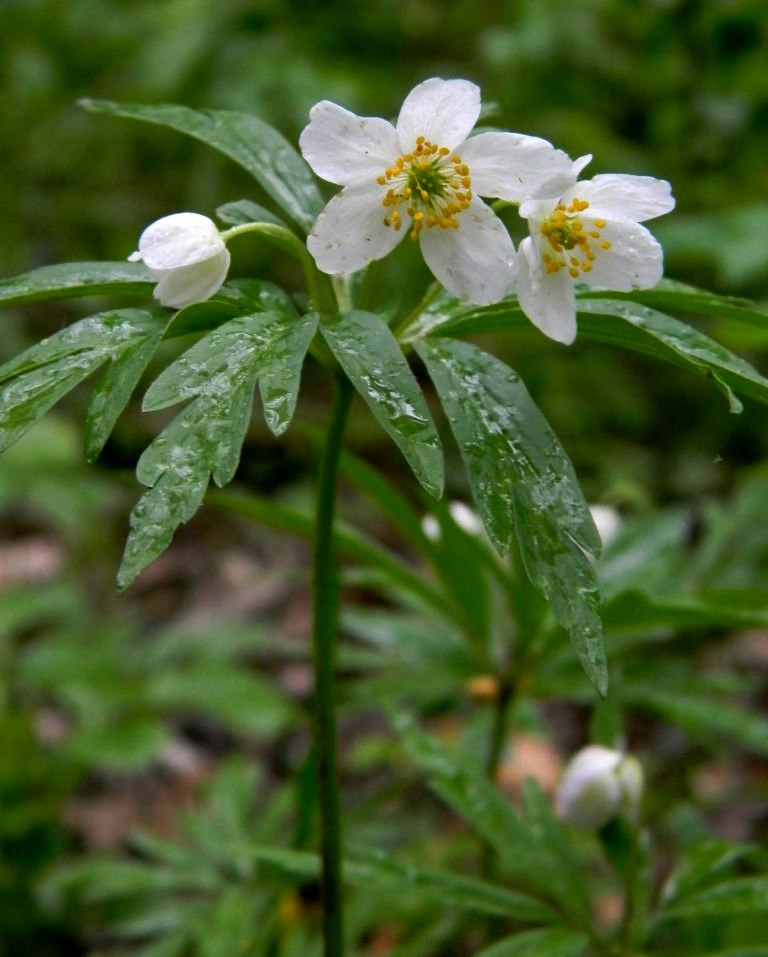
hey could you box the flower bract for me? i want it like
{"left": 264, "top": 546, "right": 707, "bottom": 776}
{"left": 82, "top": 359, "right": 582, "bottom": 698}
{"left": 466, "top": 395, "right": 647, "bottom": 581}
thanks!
{"left": 300, "top": 78, "right": 573, "bottom": 305}
{"left": 129, "top": 212, "right": 230, "bottom": 309}
{"left": 516, "top": 157, "right": 675, "bottom": 344}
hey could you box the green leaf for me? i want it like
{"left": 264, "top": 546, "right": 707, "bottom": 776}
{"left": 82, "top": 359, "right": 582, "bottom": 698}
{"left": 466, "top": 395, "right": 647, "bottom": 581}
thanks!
{"left": 661, "top": 840, "right": 756, "bottom": 906}
{"left": 396, "top": 721, "right": 591, "bottom": 925}
{"left": 321, "top": 310, "right": 443, "bottom": 498}
{"left": 346, "top": 845, "right": 556, "bottom": 922}
{"left": 624, "top": 683, "right": 768, "bottom": 757}
{"left": 597, "top": 279, "right": 768, "bottom": 329}
{"left": 576, "top": 298, "right": 768, "bottom": 409}
{"left": 119, "top": 311, "right": 316, "bottom": 587}
{"left": 0, "top": 309, "right": 166, "bottom": 453}
{"left": 238, "top": 844, "right": 554, "bottom": 921}
{"left": 216, "top": 199, "right": 288, "bottom": 229}
{"left": 416, "top": 338, "right": 606, "bottom": 694}
{"left": 0, "top": 261, "right": 153, "bottom": 306}
{"left": 84, "top": 331, "right": 167, "bottom": 461}
{"left": 81, "top": 100, "right": 324, "bottom": 231}
{"left": 474, "top": 928, "right": 588, "bottom": 957}
{"left": 661, "top": 876, "right": 768, "bottom": 918}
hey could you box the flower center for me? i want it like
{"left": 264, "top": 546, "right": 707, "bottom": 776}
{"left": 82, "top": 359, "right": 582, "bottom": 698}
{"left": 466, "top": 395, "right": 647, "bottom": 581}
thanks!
{"left": 377, "top": 136, "right": 472, "bottom": 241}
{"left": 539, "top": 198, "right": 612, "bottom": 278}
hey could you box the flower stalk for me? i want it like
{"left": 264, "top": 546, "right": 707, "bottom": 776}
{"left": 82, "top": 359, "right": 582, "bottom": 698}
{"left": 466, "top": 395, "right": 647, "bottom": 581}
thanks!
{"left": 311, "top": 370, "right": 355, "bottom": 957}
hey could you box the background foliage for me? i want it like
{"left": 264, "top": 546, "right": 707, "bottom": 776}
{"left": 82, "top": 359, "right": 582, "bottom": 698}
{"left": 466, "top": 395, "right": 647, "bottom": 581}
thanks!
{"left": 1, "top": 1, "right": 767, "bottom": 955}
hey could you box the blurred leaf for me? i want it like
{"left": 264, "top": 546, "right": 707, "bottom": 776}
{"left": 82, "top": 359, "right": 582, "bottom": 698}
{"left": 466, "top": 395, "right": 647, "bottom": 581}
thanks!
{"left": 0, "top": 261, "right": 153, "bottom": 305}
{"left": 624, "top": 683, "right": 768, "bottom": 757}
{"left": 81, "top": 100, "right": 324, "bottom": 231}
{"left": 321, "top": 310, "right": 443, "bottom": 498}
{"left": 396, "top": 721, "right": 591, "bottom": 926}
{"left": 473, "top": 927, "right": 588, "bottom": 957}
{"left": 416, "top": 338, "right": 606, "bottom": 694}
{"left": 119, "top": 310, "right": 315, "bottom": 588}
{"left": 662, "top": 840, "right": 757, "bottom": 906}
{"left": 661, "top": 877, "right": 768, "bottom": 918}
{"left": 198, "top": 886, "right": 257, "bottom": 957}
{"left": 0, "top": 308, "right": 167, "bottom": 453}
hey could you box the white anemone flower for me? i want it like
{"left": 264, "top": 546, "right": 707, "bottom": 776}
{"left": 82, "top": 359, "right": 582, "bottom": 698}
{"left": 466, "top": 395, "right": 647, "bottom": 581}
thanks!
{"left": 299, "top": 77, "right": 574, "bottom": 305}
{"left": 516, "top": 156, "right": 675, "bottom": 344}
{"left": 556, "top": 744, "right": 644, "bottom": 830}
{"left": 129, "top": 212, "right": 231, "bottom": 309}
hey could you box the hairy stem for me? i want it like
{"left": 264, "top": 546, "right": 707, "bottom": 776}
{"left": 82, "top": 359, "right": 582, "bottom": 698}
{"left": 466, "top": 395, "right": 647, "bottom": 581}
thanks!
{"left": 312, "top": 371, "right": 354, "bottom": 957}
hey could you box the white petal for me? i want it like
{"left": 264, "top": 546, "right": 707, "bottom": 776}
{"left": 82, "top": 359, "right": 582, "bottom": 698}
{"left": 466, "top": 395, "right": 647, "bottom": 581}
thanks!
{"left": 299, "top": 101, "right": 400, "bottom": 186}
{"left": 515, "top": 236, "right": 577, "bottom": 344}
{"left": 565, "top": 174, "right": 675, "bottom": 223}
{"left": 419, "top": 199, "right": 515, "bottom": 305}
{"left": 582, "top": 220, "right": 664, "bottom": 290}
{"left": 137, "top": 213, "right": 224, "bottom": 269}
{"left": 519, "top": 196, "right": 558, "bottom": 220}
{"left": 396, "top": 78, "right": 481, "bottom": 152}
{"left": 572, "top": 154, "right": 593, "bottom": 176}
{"left": 460, "top": 132, "right": 574, "bottom": 202}
{"left": 307, "top": 182, "right": 405, "bottom": 275}
{"left": 151, "top": 248, "right": 231, "bottom": 308}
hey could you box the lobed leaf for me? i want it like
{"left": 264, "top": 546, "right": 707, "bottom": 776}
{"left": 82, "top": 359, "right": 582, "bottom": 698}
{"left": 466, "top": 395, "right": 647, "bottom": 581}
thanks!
{"left": 0, "top": 308, "right": 167, "bottom": 455}
{"left": 81, "top": 99, "right": 324, "bottom": 231}
{"left": 119, "top": 311, "right": 316, "bottom": 588}
{"left": 321, "top": 310, "right": 444, "bottom": 498}
{"left": 416, "top": 338, "right": 606, "bottom": 693}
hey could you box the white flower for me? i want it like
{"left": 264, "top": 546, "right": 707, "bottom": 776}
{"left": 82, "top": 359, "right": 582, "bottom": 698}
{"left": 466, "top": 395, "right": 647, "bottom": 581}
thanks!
{"left": 556, "top": 744, "right": 644, "bottom": 830}
{"left": 129, "top": 212, "right": 231, "bottom": 309}
{"left": 516, "top": 156, "right": 675, "bottom": 344}
{"left": 299, "top": 78, "right": 573, "bottom": 305}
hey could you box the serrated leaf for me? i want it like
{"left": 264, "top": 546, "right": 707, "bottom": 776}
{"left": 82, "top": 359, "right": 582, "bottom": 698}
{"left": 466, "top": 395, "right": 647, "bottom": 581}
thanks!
{"left": 416, "top": 338, "right": 606, "bottom": 693}
{"left": 119, "top": 312, "right": 316, "bottom": 587}
{"left": 322, "top": 310, "right": 443, "bottom": 498}
{"left": 0, "top": 309, "right": 166, "bottom": 453}
{"left": 474, "top": 928, "right": 588, "bottom": 957}
{"left": 81, "top": 100, "right": 324, "bottom": 231}
{"left": 576, "top": 298, "right": 768, "bottom": 409}
{"left": 0, "top": 261, "right": 153, "bottom": 306}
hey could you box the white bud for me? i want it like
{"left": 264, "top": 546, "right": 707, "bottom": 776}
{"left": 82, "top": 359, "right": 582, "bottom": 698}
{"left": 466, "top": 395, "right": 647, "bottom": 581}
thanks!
{"left": 448, "top": 501, "right": 484, "bottom": 537}
{"left": 129, "top": 212, "right": 230, "bottom": 308}
{"left": 589, "top": 504, "right": 622, "bottom": 548}
{"left": 556, "top": 745, "right": 643, "bottom": 829}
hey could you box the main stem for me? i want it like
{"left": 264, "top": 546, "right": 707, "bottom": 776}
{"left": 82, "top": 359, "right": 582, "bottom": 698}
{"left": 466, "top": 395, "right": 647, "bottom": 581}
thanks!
{"left": 312, "top": 370, "right": 354, "bottom": 957}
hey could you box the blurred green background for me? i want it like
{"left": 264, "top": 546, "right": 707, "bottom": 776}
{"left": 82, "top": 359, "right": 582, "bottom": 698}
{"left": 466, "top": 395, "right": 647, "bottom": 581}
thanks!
{"left": 2, "top": 2, "right": 768, "bottom": 955}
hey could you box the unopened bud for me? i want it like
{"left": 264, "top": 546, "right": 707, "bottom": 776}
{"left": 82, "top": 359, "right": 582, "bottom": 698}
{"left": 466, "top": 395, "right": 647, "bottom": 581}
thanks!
{"left": 556, "top": 745, "right": 643, "bottom": 829}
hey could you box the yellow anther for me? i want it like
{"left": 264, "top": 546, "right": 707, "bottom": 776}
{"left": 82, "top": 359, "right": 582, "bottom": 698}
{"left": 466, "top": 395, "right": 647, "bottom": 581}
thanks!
{"left": 600, "top": 240, "right": 611, "bottom": 249}
{"left": 594, "top": 218, "right": 606, "bottom": 228}
{"left": 420, "top": 189, "right": 429, "bottom": 201}
{"left": 588, "top": 230, "right": 600, "bottom": 238}
{"left": 439, "top": 146, "right": 449, "bottom": 156}
{"left": 569, "top": 267, "right": 579, "bottom": 278}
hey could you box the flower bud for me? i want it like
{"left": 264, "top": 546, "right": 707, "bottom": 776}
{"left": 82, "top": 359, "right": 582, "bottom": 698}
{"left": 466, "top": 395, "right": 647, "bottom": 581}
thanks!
{"left": 556, "top": 745, "right": 643, "bottom": 829}
{"left": 129, "top": 212, "right": 230, "bottom": 308}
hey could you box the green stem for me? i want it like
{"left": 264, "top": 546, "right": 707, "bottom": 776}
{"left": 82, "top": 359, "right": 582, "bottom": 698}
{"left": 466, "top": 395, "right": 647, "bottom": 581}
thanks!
{"left": 312, "top": 370, "right": 354, "bottom": 957}
{"left": 220, "top": 221, "right": 333, "bottom": 313}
